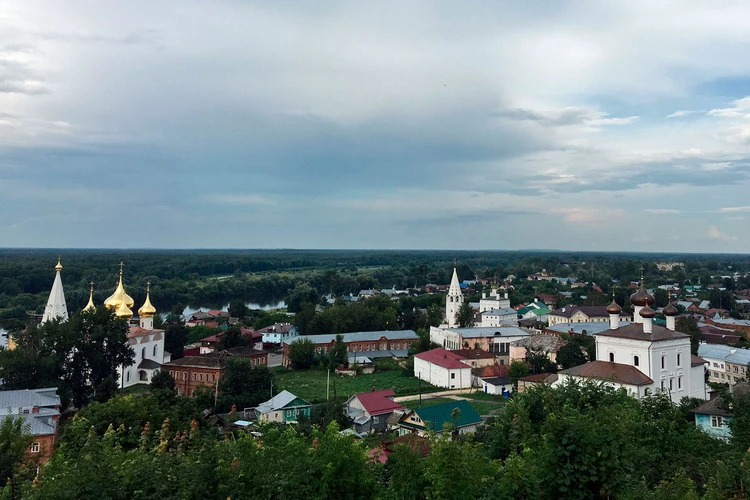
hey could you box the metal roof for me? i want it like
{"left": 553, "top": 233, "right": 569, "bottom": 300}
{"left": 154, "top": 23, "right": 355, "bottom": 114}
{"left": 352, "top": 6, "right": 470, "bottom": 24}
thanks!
{"left": 255, "top": 390, "right": 309, "bottom": 414}
{"left": 698, "top": 343, "right": 750, "bottom": 365}
{"left": 285, "top": 330, "right": 417, "bottom": 346}
{"left": 445, "top": 326, "right": 530, "bottom": 338}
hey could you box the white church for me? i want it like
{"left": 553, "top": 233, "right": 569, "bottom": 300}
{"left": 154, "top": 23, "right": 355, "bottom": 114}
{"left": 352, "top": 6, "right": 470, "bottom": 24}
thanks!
{"left": 555, "top": 280, "right": 707, "bottom": 403}
{"left": 30, "top": 260, "right": 170, "bottom": 389}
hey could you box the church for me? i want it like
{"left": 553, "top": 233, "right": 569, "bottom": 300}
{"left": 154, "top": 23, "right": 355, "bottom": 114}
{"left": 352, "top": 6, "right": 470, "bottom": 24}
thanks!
{"left": 28, "top": 260, "right": 170, "bottom": 388}
{"left": 555, "top": 278, "right": 707, "bottom": 403}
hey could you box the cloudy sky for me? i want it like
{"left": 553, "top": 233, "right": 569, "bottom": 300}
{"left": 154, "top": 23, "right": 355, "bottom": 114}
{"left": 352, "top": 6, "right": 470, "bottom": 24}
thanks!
{"left": 2, "top": 1, "right": 750, "bottom": 251}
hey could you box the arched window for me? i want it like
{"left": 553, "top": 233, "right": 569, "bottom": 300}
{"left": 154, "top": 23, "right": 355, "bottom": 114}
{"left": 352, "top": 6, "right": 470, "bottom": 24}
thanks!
{"left": 634, "top": 355, "right": 639, "bottom": 367}
{"left": 126, "top": 371, "right": 130, "bottom": 382}
{"left": 609, "top": 352, "right": 615, "bottom": 362}
{"left": 141, "top": 347, "right": 146, "bottom": 359}
{"left": 153, "top": 345, "right": 158, "bottom": 357}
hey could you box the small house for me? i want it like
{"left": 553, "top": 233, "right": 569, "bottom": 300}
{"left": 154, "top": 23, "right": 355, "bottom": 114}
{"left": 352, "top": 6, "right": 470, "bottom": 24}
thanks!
{"left": 345, "top": 389, "right": 407, "bottom": 434}
{"left": 397, "top": 399, "right": 482, "bottom": 437}
{"left": 253, "top": 390, "right": 311, "bottom": 424}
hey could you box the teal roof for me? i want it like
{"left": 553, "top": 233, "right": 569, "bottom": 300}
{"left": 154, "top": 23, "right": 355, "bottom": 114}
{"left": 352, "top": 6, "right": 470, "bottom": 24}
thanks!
{"left": 413, "top": 400, "right": 482, "bottom": 432}
{"left": 518, "top": 304, "right": 550, "bottom": 316}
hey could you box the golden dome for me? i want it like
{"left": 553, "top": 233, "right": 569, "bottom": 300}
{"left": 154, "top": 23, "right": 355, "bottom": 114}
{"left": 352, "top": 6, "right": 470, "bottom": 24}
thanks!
{"left": 138, "top": 282, "right": 156, "bottom": 318}
{"left": 83, "top": 282, "right": 96, "bottom": 312}
{"left": 55, "top": 257, "right": 62, "bottom": 272}
{"left": 104, "top": 263, "right": 134, "bottom": 309}
{"left": 115, "top": 298, "right": 133, "bottom": 318}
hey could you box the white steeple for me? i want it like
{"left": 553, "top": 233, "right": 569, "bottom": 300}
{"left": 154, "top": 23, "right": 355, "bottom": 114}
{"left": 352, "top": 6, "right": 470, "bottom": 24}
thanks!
{"left": 446, "top": 266, "right": 464, "bottom": 328}
{"left": 41, "top": 258, "right": 68, "bottom": 324}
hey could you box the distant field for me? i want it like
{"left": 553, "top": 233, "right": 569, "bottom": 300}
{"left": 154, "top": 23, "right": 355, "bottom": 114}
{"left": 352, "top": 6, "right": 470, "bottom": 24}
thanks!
{"left": 273, "top": 368, "right": 441, "bottom": 403}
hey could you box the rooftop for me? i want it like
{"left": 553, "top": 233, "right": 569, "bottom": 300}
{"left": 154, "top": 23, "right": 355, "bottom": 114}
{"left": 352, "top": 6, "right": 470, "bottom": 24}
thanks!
{"left": 352, "top": 389, "right": 406, "bottom": 416}
{"left": 256, "top": 390, "right": 310, "bottom": 413}
{"left": 408, "top": 399, "right": 482, "bottom": 431}
{"left": 559, "top": 361, "right": 654, "bottom": 386}
{"left": 698, "top": 344, "right": 750, "bottom": 366}
{"left": 597, "top": 323, "right": 688, "bottom": 342}
{"left": 453, "top": 348, "right": 496, "bottom": 360}
{"left": 444, "top": 326, "right": 530, "bottom": 339}
{"left": 549, "top": 305, "right": 629, "bottom": 319}
{"left": 285, "top": 330, "right": 417, "bottom": 346}
{"left": 510, "top": 334, "right": 567, "bottom": 353}
{"left": 415, "top": 348, "right": 471, "bottom": 370}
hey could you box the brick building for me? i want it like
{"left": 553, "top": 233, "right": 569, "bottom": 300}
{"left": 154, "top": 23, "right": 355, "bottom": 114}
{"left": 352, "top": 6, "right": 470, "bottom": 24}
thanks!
{"left": 282, "top": 330, "right": 417, "bottom": 367}
{"left": 0, "top": 388, "right": 61, "bottom": 465}
{"left": 164, "top": 349, "right": 269, "bottom": 396}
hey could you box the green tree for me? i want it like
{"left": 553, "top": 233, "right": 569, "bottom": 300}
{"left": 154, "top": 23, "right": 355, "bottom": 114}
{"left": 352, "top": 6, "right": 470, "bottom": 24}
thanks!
{"left": 455, "top": 301, "right": 475, "bottom": 328}
{"left": 0, "top": 414, "right": 33, "bottom": 487}
{"left": 288, "top": 338, "right": 317, "bottom": 370}
{"left": 228, "top": 300, "right": 248, "bottom": 319}
{"left": 163, "top": 313, "right": 188, "bottom": 359}
{"left": 525, "top": 346, "right": 557, "bottom": 374}
{"left": 150, "top": 369, "right": 176, "bottom": 391}
{"left": 675, "top": 316, "right": 701, "bottom": 355}
{"left": 217, "top": 358, "right": 274, "bottom": 412}
{"left": 556, "top": 341, "right": 588, "bottom": 370}
{"left": 327, "top": 334, "right": 347, "bottom": 369}
{"left": 508, "top": 360, "right": 530, "bottom": 388}
{"left": 217, "top": 326, "right": 249, "bottom": 351}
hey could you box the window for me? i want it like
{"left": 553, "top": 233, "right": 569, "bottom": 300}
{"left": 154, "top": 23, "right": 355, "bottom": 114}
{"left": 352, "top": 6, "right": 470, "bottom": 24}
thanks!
{"left": 193, "top": 373, "right": 197, "bottom": 381}
{"left": 126, "top": 371, "right": 130, "bottom": 382}
{"left": 142, "top": 347, "right": 146, "bottom": 359}
{"left": 609, "top": 353, "right": 615, "bottom": 362}
{"left": 30, "top": 442, "right": 40, "bottom": 453}
{"left": 661, "top": 356, "right": 665, "bottom": 370}
{"left": 451, "top": 373, "right": 456, "bottom": 379}
{"left": 677, "top": 353, "right": 681, "bottom": 367}
{"left": 199, "top": 374, "right": 203, "bottom": 381}
{"left": 735, "top": 366, "right": 739, "bottom": 373}
{"left": 633, "top": 355, "right": 639, "bottom": 367}
{"left": 183, "top": 371, "right": 187, "bottom": 380}
{"left": 712, "top": 416, "right": 724, "bottom": 428}
{"left": 678, "top": 377, "right": 682, "bottom": 390}
{"left": 661, "top": 380, "right": 664, "bottom": 389}
{"left": 286, "top": 410, "right": 292, "bottom": 417}
{"left": 669, "top": 379, "right": 673, "bottom": 391}
{"left": 153, "top": 345, "right": 158, "bottom": 357}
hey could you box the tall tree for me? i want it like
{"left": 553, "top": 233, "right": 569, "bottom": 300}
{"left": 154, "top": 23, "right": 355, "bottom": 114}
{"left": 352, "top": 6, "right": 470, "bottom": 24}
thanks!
{"left": 456, "top": 301, "right": 475, "bottom": 328}
{"left": 163, "top": 313, "right": 188, "bottom": 359}
{"left": 288, "top": 338, "right": 317, "bottom": 370}
{"left": 0, "top": 413, "right": 33, "bottom": 487}
{"left": 217, "top": 358, "right": 274, "bottom": 412}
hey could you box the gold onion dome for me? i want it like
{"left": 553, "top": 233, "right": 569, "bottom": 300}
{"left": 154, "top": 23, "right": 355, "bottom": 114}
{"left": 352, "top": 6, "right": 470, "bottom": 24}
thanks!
{"left": 83, "top": 282, "right": 96, "bottom": 312}
{"left": 55, "top": 257, "right": 63, "bottom": 272}
{"left": 115, "top": 299, "right": 133, "bottom": 318}
{"left": 104, "top": 264, "right": 134, "bottom": 309}
{"left": 138, "top": 283, "right": 156, "bottom": 318}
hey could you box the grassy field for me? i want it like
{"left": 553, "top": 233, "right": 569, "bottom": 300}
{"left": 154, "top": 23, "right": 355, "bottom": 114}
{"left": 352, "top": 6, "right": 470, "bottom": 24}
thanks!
{"left": 273, "top": 368, "right": 441, "bottom": 403}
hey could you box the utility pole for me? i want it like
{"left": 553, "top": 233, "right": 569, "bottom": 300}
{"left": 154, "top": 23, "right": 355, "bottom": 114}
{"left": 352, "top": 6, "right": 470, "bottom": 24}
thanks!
{"left": 326, "top": 369, "right": 330, "bottom": 401}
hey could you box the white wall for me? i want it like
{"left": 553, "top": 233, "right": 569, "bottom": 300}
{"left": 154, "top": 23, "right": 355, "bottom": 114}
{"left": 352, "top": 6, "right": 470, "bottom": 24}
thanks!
{"left": 119, "top": 333, "right": 167, "bottom": 388}
{"left": 414, "top": 357, "right": 472, "bottom": 389}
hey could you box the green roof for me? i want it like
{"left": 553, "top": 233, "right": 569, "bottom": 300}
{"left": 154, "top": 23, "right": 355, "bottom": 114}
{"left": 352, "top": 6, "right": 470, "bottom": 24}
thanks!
{"left": 413, "top": 400, "right": 482, "bottom": 432}
{"left": 518, "top": 304, "right": 550, "bottom": 316}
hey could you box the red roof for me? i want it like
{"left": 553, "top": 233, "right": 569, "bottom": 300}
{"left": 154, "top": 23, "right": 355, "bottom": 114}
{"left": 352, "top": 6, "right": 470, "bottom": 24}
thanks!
{"left": 204, "top": 321, "right": 219, "bottom": 328}
{"left": 476, "top": 363, "right": 509, "bottom": 378}
{"left": 354, "top": 389, "right": 406, "bottom": 416}
{"left": 207, "top": 309, "right": 223, "bottom": 316}
{"left": 414, "top": 348, "right": 471, "bottom": 370}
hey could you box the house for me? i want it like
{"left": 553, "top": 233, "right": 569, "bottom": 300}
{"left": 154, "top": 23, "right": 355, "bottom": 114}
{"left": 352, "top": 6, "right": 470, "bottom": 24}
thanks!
{"left": 429, "top": 326, "right": 531, "bottom": 364}
{"left": 253, "top": 390, "right": 311, "bottom": 423}
{"left": 199, "top": 327, "right": 262, "bottom": 354}
{"left": 414, "top": 348, "right": 473, "bottom": 389}
{"left": 282, "top": 330, "right": 417, "bottom": 367}
{"left": 0, "top": 388, "right": 61, "bottom": 464}
{"left": 517, "top": 302, "right": 551, "bottom": 323}
{"left": 345, "top": 389, "right": 407, "bottom": 434}
{"left": 693, "top": 396, "right": 733, "bottom": 441}
{"left": 397, "top": 399, "right": 482, "bottom": 437}
{"left": 480, "top": 308, "right": 518, "bottom": 327}
{"left": 510, "top": 335, "right": 567, "bottom": 364}
{"left": 453, "top": 348, "right": 497, "bottom": 368}
{"left": 548, "top": 305, "right": 631, "bottom": 326}
{"left": 256, "top": 323, "right": 298, "bottom": 344}
{"left": 557, "top": 361, "right": 654, "bottom": 397}
{"left": 475, "top": 364, "right": 512, "bottom": 395}
{"left": 164, "top": 355, "right": 225, "bottom": 396}
{"left": 698, "top": 343, "right": 750, "bottom": 386}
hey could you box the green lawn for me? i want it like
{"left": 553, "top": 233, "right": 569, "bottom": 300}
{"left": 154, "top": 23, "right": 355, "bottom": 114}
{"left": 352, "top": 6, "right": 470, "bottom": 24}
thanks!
{"left": 273, "top": 368, "right": 440, "bottom": 403}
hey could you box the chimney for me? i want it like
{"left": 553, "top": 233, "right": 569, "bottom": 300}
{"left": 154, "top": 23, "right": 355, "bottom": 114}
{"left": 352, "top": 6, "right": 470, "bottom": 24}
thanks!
{"left": 32, "top": 406, "right": 39, "bottom": 414}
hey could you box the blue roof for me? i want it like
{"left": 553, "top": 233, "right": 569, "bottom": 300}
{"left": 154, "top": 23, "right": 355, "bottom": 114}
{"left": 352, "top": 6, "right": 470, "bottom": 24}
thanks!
{"left": 698, "top": 344, "right": 750, "bottom": 365}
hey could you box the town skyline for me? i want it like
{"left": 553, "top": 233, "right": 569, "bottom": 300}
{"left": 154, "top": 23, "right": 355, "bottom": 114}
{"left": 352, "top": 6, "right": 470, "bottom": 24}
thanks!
{"left": 2, "top": 1, "right": 750, "bottom": 251}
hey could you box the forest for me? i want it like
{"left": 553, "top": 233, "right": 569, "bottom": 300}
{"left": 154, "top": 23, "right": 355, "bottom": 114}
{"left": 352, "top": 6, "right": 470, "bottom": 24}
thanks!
{"left": 2, "top": 249, "right": 749, "bottom": 328}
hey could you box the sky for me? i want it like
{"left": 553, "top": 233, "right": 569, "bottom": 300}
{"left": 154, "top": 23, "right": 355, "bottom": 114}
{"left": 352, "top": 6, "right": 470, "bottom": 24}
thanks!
{"left": 2, "top": 1, "right": 750, "bottom": 252}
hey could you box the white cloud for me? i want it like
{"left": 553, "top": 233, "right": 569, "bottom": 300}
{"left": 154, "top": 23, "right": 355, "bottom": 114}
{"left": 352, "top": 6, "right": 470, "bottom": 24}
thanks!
{"left": 718, "top": 206, "right": 750, "bottom": 213}
{"left": 558, "top": 207, "right": 628, "bottom": 225}
{"left": 707, "top": 225, "right": 737, "bottom": 241}
{"left": 204, "top": 194, "right": 277, "bottom": 206}
{"left": 666, "top": 110, "right": 700, "bottom": 118}
{"left": 645, "top": 209, "right": 680, "bottom": 214}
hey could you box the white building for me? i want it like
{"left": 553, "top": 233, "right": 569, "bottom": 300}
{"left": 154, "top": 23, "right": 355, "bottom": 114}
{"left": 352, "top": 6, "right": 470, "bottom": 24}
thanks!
{"left": 480, "top": 308, "right": 518, "bottom": 327}
{"left": 479, "top": 288, "right": 510, "bottom": 313}
{"left": 445, "top": 268, "right": 463, "bottom": 328}
{"left": 100, "top": 274, "right": 172, "bottom": 388}
{"left": 41, "top": 259, "right": 68, "bottom": 325}
{"left": 429, "top": 325, "right": 530, "bottom": 363}
{"left": 414, "top": 348, "right": 472, "bottom": 389}
{"left": 698, "top": 343, "right": 750, "bottom": 386}
{"left": 554, "top": 282, "right": 707, "bottom": 403}
{"left": 256, "top": 323, "right": 298, "bottom": 344}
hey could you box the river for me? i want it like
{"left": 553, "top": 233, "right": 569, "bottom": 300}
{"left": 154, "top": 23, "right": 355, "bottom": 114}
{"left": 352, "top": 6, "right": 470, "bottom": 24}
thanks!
{"left": 181, "top": 300, "right": 287, "bottom": 318}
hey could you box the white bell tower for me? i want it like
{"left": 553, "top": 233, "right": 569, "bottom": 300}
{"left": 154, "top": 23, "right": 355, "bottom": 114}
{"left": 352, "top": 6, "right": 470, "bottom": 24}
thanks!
{"left": 446, "top": 267, "right": 463, "bottom": 328}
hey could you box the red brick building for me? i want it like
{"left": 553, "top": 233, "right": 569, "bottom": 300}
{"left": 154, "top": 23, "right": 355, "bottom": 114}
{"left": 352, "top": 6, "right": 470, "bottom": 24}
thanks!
{"left": 164, "top": 349, "right": 269, "bottom": 396}
{"left": 0, "top": 388, "right": 61, "bottom": 465}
